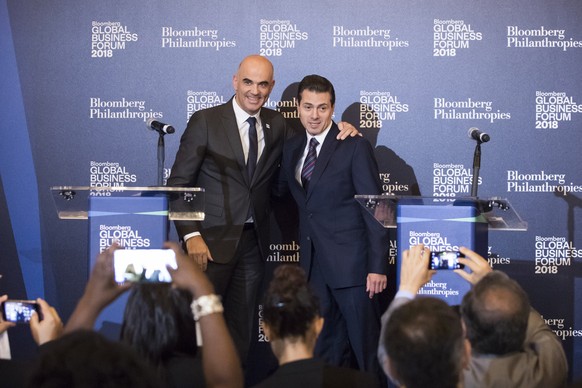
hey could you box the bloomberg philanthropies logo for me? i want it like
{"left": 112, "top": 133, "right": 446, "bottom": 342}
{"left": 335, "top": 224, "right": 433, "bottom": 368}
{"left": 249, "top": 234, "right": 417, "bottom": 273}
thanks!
{"left": 507, "top": 170, "right": 582, "bottom": 195}
{"left": 332, "top": 25, "right": 409, "bottom": 50}
{"left": 160, "top": 26, "right": 236, "bottom": 50}
{"left": 266, "top": 241, "right": 300, "bottom": 262}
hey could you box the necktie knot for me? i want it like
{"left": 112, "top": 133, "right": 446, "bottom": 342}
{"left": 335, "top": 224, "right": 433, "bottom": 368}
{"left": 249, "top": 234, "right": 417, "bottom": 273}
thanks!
{"left": 309, "top": 137, "right": 319, "bottom": 149}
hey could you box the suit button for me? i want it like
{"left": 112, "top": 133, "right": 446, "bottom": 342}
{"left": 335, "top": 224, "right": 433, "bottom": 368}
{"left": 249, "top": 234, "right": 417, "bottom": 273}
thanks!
{"left": 307, "top": 236, "right": 311, "bottom": 241}
{"left": 308, "top": 213, "right": 313, "bottom": 218}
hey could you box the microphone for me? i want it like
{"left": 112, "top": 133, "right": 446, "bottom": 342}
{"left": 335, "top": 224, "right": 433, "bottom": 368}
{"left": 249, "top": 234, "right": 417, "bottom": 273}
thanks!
{"left": 147, "top": 118, "right": 175, "bottom": 135}
{"left": 468, "top": 127, "right": 490, "bottom": 143}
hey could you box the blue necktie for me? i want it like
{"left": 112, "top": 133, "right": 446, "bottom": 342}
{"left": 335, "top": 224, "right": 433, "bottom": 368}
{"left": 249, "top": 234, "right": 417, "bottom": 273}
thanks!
{"left": 301, "top": 137, "right": 319, "bottom": 190}
{"left": 247, "top": 117, "right": 258, "bottom": 180}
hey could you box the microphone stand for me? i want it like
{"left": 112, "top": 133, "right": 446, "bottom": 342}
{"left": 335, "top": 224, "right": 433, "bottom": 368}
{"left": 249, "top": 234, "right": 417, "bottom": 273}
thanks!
{"left": 470, "top": 141, "right": 481, "bottom": 198}
{"left": 157, "top": 133, "right": 166, "bottom": 186}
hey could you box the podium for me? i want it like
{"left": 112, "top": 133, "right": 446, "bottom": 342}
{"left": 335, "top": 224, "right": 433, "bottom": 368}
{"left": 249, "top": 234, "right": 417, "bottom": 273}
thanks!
{"left": 50, "top": 186, "right": 204, "bottom": 335}
{"left": 356, "top": 195, "right": 527, "bottom": 305}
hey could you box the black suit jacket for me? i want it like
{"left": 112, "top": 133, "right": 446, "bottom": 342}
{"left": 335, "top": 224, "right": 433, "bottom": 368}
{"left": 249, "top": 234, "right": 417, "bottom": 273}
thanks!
{"left": 167, "top": 98, "right": 289, "bottom": 263}
{"left": 279, "top": 123, "right": 389, "bottom": 288}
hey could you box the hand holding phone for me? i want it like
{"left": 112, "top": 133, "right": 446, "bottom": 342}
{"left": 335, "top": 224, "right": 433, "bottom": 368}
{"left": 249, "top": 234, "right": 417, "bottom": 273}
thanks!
{"left": 1, "top": 300, "right": 41, "bottom": 324}
{"left": 429, "top": 251, "right": 465, "bottom": 270}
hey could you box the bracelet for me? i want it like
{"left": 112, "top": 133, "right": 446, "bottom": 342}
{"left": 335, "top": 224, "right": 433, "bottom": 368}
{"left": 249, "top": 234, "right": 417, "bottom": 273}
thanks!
{"left": 190, "top": 294, "right": 223, "bottom": 321}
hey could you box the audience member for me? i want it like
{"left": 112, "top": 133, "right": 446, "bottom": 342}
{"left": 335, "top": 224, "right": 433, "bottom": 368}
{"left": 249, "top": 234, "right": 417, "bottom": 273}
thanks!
{"left": 456, "top": 247, "right": 568, "bottom": 388}
{"left": 65, "top": 242, "right": 243, "bottom": 388}
{"left": 120, "top": 283, "right": 203, "bottom": 387}
{"left": 378, "top": 244, "right": 471, "bottom": 388}
{"left": 27, "top": 329, "right": 162, "bottom": 388}
{"left": 253, "top": 264, "right": 378, "bottom": 388}
{"left": 0, "top": 295, "right": 63, "bottom": 386}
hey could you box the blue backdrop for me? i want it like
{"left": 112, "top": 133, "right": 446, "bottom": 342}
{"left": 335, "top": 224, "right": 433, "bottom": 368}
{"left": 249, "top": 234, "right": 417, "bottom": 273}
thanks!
{"left": 1, "top": 0, "right": 581, "bottom": 381}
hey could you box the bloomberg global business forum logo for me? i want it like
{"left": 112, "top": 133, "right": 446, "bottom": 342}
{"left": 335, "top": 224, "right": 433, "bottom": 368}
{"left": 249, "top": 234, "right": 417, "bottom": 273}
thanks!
{"left": 186, "top": 90, "right": 226, "bottom": 122}
{"left": 535, "top": 91, "right": 582, "bottom": 129}
{"left": 89, "top": 161, "right": 137, "bottom": 195}
{"left": 259, "top": 19, "right": 308, "bottom": 57}
{"left": 433, "top": 19, "right": 483, "bottom": 57}
{"left": 91, "top": 21, "right": 138, "bottom": 58}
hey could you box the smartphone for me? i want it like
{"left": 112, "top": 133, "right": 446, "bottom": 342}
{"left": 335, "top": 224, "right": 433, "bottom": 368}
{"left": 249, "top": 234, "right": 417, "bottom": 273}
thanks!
{"left": 1, "top": 300, "right": 40, "bottom": 324}
{"left": 113, "top": 249, "right": 177, "bottom": 284}
{"left": 429, "top": 251, "right": 465, "bottom": 270}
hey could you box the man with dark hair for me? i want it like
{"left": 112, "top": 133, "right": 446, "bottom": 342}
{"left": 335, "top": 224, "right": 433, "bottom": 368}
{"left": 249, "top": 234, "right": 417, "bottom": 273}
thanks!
{"left": 456, "top": 248, "right": 568, "bottom": 387}
{"left": 277, "top": 74, "right": 389, "bottom": 378}
{"left": 378, "top": 244, "right": 470, "bottom": 388}
{"left": 384, "top": 297, "right": 466, "bottom": 388}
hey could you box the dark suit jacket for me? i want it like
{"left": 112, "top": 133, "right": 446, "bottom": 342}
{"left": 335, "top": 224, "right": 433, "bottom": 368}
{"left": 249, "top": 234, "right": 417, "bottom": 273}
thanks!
{"left": 279, "top": 122, "right": 388, "bottom": 288}
{"left": 167, "top": 98, "right": 289, "bottom": 263}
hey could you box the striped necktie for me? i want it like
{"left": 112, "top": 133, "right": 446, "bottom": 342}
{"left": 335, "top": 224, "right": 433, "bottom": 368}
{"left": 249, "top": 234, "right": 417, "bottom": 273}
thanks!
{"left": 300, "top": 137, "right": 319, "bottom": 190}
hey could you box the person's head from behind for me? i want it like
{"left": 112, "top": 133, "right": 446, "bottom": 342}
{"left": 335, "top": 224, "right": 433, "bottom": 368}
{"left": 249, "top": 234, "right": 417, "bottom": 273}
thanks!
{"left": 27, "top": 330, "right": 161, "bottom": 388}
{"left": 380, "top": 297, "right": 469, "bottom": 388}
{"left": 461, "top": 270, "right": 529, "bottom": 355}
{"left": 121, "top": 282, "right": 197, "bottom": 366}
{"left": 296, "top": 74, "right": 335, "bottom": 136}
{"left": 262, "top": 264, "right": 322, "bottom": 358}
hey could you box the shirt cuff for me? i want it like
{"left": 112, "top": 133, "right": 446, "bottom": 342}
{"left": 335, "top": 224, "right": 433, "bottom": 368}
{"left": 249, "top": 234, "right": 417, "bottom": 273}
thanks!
{"left": 394, "top": 289, "right": 415, "bottom": 300}
{"left": 184, "top": 232, "right": 201, "bottom": 241}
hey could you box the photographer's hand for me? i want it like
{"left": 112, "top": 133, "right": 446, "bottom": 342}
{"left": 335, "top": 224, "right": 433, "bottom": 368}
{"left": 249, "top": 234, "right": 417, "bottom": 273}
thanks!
{"left": 399, "top": 244, "right": 436, "bottom": 294}
{"left": 30, "top": 298, "right": 63, "bottom": 346}
{"left": 454, "top": 246, "right": 492, "bottom": 285}
{"left": 0, "top": 295, "right": 16, "bottom": 334}
{"left": 64, "top": 243, "right": 131, "bottom": 333}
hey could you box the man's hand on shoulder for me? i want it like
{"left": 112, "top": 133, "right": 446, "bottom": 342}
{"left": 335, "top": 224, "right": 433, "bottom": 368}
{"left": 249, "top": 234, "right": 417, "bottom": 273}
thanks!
{"left": 336, "top": 121, "right": 361, "bottom": 139}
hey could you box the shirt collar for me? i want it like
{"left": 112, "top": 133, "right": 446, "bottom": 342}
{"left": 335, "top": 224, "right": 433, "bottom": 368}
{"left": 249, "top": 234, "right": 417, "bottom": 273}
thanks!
{"left": 232, "top": 97, "right": 261, "bottom": 127}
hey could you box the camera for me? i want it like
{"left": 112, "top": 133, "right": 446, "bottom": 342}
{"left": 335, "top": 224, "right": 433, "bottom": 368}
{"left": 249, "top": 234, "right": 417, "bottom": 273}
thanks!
{"left": 1, "top": 300, "right": 40, "bottom": 324}
{"left": 429, "top": 251, "right": 465, "bottom": 270}
{"left": 113, "top": 249, "right": 177, "bottom": 284}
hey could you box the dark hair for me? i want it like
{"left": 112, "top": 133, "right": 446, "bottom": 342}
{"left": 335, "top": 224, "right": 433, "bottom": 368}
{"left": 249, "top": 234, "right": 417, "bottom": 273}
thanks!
{"left": 297, "top": 74, "right": 336, "bottom": 106}
{"left": 120, "top": 283, "right": 197, "bottom": 367}
{"left": 461, "top": 270, "right": 530, "bottom": 355}
{"left": 27, "top": 330, "right": 162, "bottom": 388}
{"left": 262, "top": 264, "right": 320, "bottom": 340}
{"left": 382, "top": 297, "right": 464, "bottom": 388}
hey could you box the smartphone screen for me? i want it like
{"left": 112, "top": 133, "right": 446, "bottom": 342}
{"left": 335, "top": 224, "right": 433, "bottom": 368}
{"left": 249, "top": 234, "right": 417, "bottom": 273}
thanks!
{"left": 113, "top": 249, "right": 177, "bottom": 284}
{"left": 1, "top": 300, "right": 40, "bottom": 324}
{"left": 429, "top": 251, "right": 465, "bottom": 270}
